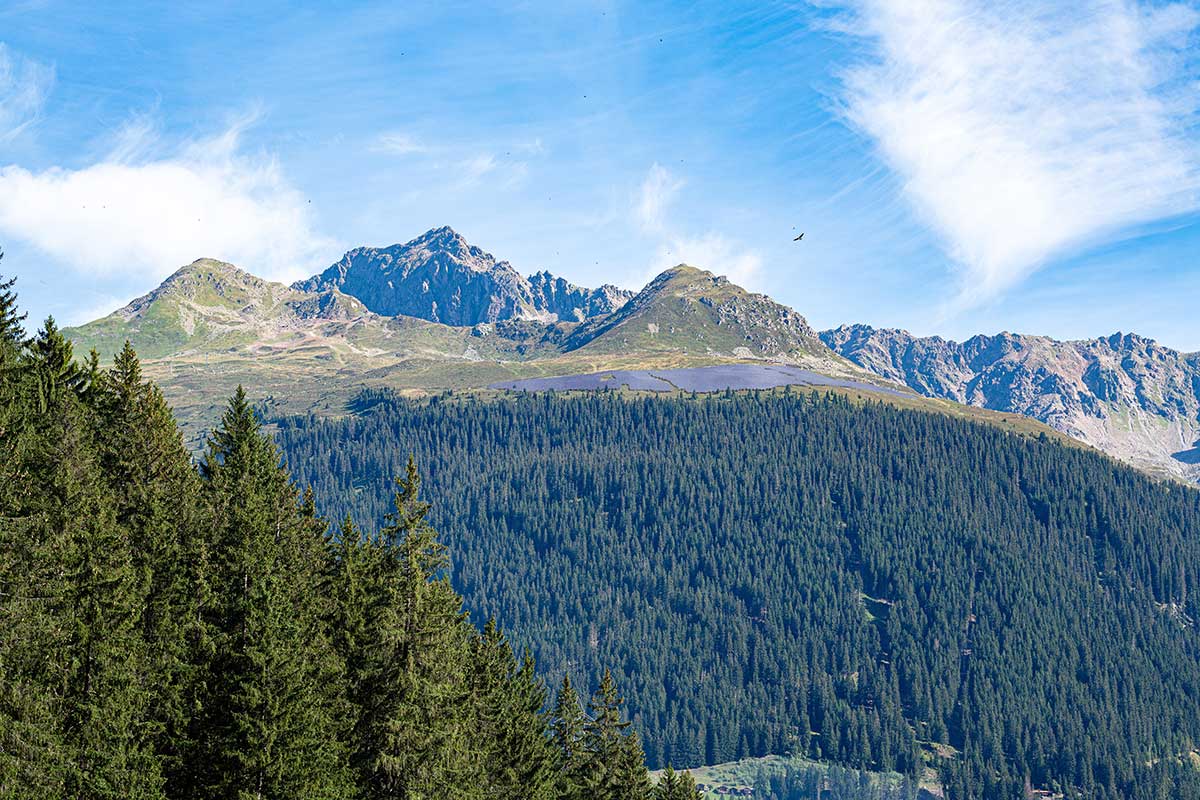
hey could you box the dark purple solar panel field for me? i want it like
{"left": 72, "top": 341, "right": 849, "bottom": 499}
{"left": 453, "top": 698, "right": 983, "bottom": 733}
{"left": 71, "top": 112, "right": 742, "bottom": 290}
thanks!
{"left": 489, "top": 363, "right": 910, "bottom": 396}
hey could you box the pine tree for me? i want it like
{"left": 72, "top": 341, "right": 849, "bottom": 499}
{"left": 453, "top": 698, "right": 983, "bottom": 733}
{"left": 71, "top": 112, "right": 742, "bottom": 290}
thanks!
{"left": 470, "top": 622, "right": 555, "bottom": 799}
{"left": 654, "top": 767, "right": 702, "bottom": 800}
{"left": 550, "top": 674, "right": 588, "bottom": 800}
{"left": 355, "top": 457, "right": 476, "bottom": 799}
{"left": 0, "top": 261, "right": 28, "bottom": 347}
{"left": 27, "top": 317, "right": 84, "bottom": 412}
{"left": 0, "top": 326, "right": 68, "bottom": 797}
{"left": 0, "top": 344, "right": 160, "bottom": 798}
{"left": 328, "top": 514, "right": 376, "bottom": 775}
{"left": 56, "top": 431, "right": 161, "bottom": 800}
{"left": 505, "top": 651, "right": 557, "bottom": 799}
{"left": 91, "top": 342, "right": 201, "bottom": 794}
{"left": 192, "top": 386, "right": 353, "bottom": 799}
{"left": 584, "top": 669, "right": 651, "bottom": 800}
{"left": 615, "top": 730, "right": 652, "bottom": 800}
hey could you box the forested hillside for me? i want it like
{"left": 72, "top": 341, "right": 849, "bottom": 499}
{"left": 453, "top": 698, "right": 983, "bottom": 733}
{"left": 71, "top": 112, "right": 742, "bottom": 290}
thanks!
{"left": 0, "top": 272, "right": 680, "bottom": 800}
{"left": 277, "top": 389, "right": 1200, "bottom": 800}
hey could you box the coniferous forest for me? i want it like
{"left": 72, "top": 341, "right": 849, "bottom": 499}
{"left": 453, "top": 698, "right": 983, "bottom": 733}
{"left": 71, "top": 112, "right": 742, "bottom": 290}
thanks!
{"left": 0, "top": 273, "right": 690, "bottom": 799}
{"left": 277, "top": 388, "right": 1200, "bottom": 800}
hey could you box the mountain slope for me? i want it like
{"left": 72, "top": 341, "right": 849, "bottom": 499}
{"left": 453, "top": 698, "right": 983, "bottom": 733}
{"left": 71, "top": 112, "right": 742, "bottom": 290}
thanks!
{"left": 67, "top": 247, "right": 913, "bottom": 443}
{"left": 821, "top": 324, "right": 1200, "bottom": 480}
{"left": 71, "top": 258, "right": 380, "bottom": 360}
{"left": 564, "top": 265, "right": 861, "bottom": 377}
{"left": 294, "top": 226, "right": 631, "bottom": 325}
{"left": 65, "top": 257, "right": 570, "bottom": 440}
{"left": 278, "top": 390, "right": 1200, "bottom": 798}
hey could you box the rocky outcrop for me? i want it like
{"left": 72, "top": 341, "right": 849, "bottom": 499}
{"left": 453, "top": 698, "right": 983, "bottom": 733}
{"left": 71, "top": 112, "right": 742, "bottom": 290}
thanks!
{"left": 821, "top": 324, "right": 1200, "bottom": 481}
{"left": 527, "top": 270, "right": 632, "bottom": 321}
{"left": 294, "top": 227, "right": 629, "bottom": 326}
{"left": 564, "top": 265, "right": 848, "bottom": 371}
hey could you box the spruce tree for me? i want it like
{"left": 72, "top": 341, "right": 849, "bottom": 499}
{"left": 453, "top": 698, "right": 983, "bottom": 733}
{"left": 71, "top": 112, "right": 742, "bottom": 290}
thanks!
{"left": 193, "top": 386, "right": 353, "bottom": 799}
{"left": 613, "top": 731, "right": 652, "bottom": 800}
{"left": 0, "top": 262, "right": 28, "bottom": 347}
{"left": 354, "top": 457, "right": 475, "bottom": 799}
{"left": 550, "top": 675, "right": 588, "bottom": 799}
{"left": 0, "top": 310, "right": 67, "bottom": 797}
{"left": 470, "top": 622, "right": 555, "bottom": 799}
{"left": 27, "top": 317, "right": 85, "bottom": 411}
{"left": 654, "top": 767, "right": 701, "bottom": 800}
{"left": 584, "top": 669, "right": 651, "bottom": 800}
{"left": 505, "top": 651, "right": 557, "bottom": 799}
{"left": 91, "top": 342, "right": 201, "bottom": 794}
{"left": 0, "top": 341, "right": 160, "bottom": 798}
{"left": 327, "top": 514, "right": 378, "bottom": 772}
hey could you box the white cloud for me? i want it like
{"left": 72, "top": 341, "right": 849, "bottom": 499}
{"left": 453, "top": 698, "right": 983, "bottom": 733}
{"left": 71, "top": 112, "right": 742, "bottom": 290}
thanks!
{"left": 0, "top": 43, "right": 54, "bottom": 143}
{"left": 0, "top": 116, "right": 337, "bottom": 283}
{"left": 834, "top": 0, "right": 1200, "bottom": 309}
{"left": 651, "top": 232, "right": 764, "bottom": 288}
{"left": 373, "top": 132, "right": 536, "bottom": 188}
{"left": 636, "top": 162, "right": 685, "bottom": 233}
{"left": 630, "top": 163, "right": 763, "bottom": 289}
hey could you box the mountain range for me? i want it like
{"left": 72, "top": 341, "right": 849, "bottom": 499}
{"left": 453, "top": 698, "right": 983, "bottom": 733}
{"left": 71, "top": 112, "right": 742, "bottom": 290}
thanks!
{"left": 293, "top": 226, "right": 632, "bottom": 325}
{"left": 822, "top": 325, "right": 1200, "bottom": 481}
{"left": 64, "top": 226, "right": 1200, "bottom": 480}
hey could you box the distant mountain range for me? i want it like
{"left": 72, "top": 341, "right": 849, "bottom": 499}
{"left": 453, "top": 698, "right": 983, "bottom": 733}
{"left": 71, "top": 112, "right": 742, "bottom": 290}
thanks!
{"left": 65, "top": 228, "right": 872, "bottom": 443}
{"left": 63, "top": 226, "right": 1200, "bottom": 480}
{"left": 821, "top": 325, "right": 1200, "bottom": 481}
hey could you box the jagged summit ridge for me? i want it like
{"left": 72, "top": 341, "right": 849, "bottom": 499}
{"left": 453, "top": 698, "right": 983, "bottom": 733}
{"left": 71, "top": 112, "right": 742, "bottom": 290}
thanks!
{"left": 294, "top": 226, "right": 632, "bottom": 326}
{"left": 821, "top": 323, "right": 1200, "bottom": 481}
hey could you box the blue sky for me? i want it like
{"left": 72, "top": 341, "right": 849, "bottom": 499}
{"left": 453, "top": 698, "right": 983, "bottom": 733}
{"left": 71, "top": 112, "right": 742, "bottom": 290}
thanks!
{"left": 1, "top": 1, "right": 1199, "bottom": 347}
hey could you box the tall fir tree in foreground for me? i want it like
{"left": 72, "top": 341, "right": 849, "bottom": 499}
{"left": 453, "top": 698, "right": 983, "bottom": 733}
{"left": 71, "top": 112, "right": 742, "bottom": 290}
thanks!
{"left": 1, "top": 304, "right": 161, "bottom": 799}
{"left": 341, "top": 458, "right": 478, "bottom": 798}
{"left": 470, "top": 621, "right": 555, "bottom": 800}
{"left": 192, "top": 386, "right": 353, "bottom": 799}
{"left": 0, "top": 267, "right": 652, "bottom": 799}
{"left": 583, "top": 669, "right": 651, "bottom": 800}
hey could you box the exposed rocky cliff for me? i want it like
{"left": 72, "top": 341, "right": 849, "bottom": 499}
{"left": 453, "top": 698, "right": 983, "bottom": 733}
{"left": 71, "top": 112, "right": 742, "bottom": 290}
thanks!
{"left": 294, "top": 227, "right": 630, "bottom": 326}
{"left": 821, "top": 324, "right": 1200, "bottom": 480}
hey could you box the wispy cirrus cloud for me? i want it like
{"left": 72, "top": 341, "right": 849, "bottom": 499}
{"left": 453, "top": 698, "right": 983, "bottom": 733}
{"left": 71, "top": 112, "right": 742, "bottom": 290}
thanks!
{"left": 372, "top": 130, "right": 535, "bottom": 188}
{"left": 833, "top": 0, "right": 1200, "bottom": 310}
{"left": 0, "top": 111, "right": 337, "bottom": 283}
{"left": 373, "top": 131, "right": 428, "bottom": 155}
{"left": 636, "top": 162, "right": 685, "bottom": 233}
{"left": 0, "top": 43, "right": 54, "bottom": 143}
{"left": 632, "top": 163, "right": 763, "bottom": 288}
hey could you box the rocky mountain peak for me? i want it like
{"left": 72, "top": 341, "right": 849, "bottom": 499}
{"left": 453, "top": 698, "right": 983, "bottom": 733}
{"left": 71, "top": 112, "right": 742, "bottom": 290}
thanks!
{"left": 562, "top": 263, "right": 831, "bottom": 364}
{"left": 293, "top": 227, "right": 631, "bottom": 326}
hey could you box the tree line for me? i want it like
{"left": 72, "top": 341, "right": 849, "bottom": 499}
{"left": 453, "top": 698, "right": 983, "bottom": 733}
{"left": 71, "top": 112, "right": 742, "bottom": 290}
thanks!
{"left": 276, "top": 387, "right": 1200, "bottom": 800}
{"left": 0, "top": 266, "right": 701, "bottom": 800}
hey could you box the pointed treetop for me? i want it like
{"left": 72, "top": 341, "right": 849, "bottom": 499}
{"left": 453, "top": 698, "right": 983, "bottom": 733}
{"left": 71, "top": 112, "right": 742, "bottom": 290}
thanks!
{"left": 0, "top": 261, "right": 29, "bottom": 347}
{"left": 200, "top": 385, "right": 265, "bottom": 479}
{"left": 29, "top": 315, "right": 85, "bottom": 407}
{"left": 111, "top": 341, "right": 143, "bottom": 390}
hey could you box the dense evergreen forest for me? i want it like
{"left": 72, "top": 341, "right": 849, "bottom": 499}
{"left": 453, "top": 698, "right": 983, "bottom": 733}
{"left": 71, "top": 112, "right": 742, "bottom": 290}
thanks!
{"left": 276, "top": 387, "right": 1200, "bottom": 800}
{"left": 0, "top": 268, "right": 694, "bottom": 799}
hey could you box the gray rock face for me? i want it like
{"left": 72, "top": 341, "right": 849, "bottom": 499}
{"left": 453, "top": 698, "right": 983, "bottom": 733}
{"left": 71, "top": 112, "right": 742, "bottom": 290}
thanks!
{"left": 821, "top": 324, "right": 1200, "bottom": 480}
{"left": 527, "top": 271, "right": 633, "bottom": 322}
{"left": 294, "top": 227, "right": 631, "bottom": 326}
